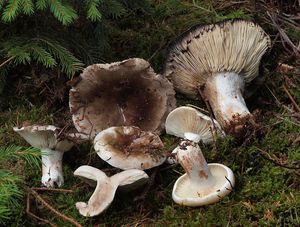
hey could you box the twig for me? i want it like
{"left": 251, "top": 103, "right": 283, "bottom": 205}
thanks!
{"left": 26, "top": 192, "right": 57, "bottom": 227}
{"left": 267, "top": 11, "right": 300, "bottom": 59}
{"left": 134, "top": 167, "right": 159, "bottom": 202}
{"left": 255, "top": 147, "right": 300, "bottom": 170}
{"left": 27, "top": 188, "right": 82, "bottom": 227}
{"left": 0, "top": 56, "right": 14, "bottom": 68}
{"left": 185, "top": 104, "right": 209, "bottom": 114}
{"left": 282, "top": 85, "right": 300, "bottom": 113}
{"left": 31, "top": 187, "right": 73, "bottom": 193}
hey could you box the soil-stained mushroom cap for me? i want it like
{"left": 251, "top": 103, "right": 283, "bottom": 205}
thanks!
{"left": 70, "top": 58, "right": 176, "bottom": 138}
{"left": 94, "top": 126, "right": 166, "bottom": 170}
{"left": 165, "top": 106, "right": 224, "bottom": 143}
{"left": 164, "top": 20, "right": 270, "bottom": 136}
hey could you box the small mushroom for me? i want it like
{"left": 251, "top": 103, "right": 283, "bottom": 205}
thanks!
{"left": 69, "top": 58, "right": 176, "bottom": 138}
{"left": 13, "top": 125, "right": 88, "bottom": 187}
{"left": 94, "top": 126, "right": 166, "bottom": 170}
{"left": 164, "top": 20, "right": 270, "bottom": 136}
{"left": 172, "top": 140, "right": 235, "bottom": 206}
{"left": 74, "top": 165, "right": 149, "bottom": 217}
{"left": 165, "top": 106, "right": 224, "bottom": 143}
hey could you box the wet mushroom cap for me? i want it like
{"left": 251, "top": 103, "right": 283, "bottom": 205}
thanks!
{"left": 94, "top": 126, "right": 166, "bottom": 170}
{"left": 172, "top": 163, "right": 235, "bottom": 206}
{"left": 165, "top": 106, "right": 224, "bottom": 143}
{"left": 69, "top": 58, "right": 176, "bottom": 138}
{"left": 164, "top": 19, "right": 271, "bottom": 99}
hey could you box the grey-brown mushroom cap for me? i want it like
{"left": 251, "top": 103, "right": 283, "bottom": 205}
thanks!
{"left": 94, "top": 126, "right": 166, "bottom": 170}
{"left": 69, "top": 58, "right": 176, "bottom": 138}
{"left": 164, "top": 19, "right": 271, "bottom": 99}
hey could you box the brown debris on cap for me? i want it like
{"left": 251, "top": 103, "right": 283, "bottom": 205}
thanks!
{"left": 94, "top": 126, "right": 166, "bottom": 170}
{"left": 69, "top": 58, "right": 176, "bottom": 138}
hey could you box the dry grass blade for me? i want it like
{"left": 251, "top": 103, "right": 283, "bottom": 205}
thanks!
{"left": 266, "top": 11, "right": 300, "bottom": 59}
{"left": 26, "top": 192, "right": 57, "bottom": 227}
{"left": 256, "top": 147, "right": 300, "bottom": 170}
{"left": 282, "top": 85, "right": 300, "bottom": 113}
{"left": 27, "top": 188, "right": 82, "bottom": 227}
{"left": 31, "top": 187, "right": 73, "bottom": 193}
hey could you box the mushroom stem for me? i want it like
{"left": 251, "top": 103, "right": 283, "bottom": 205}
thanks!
{"left": 201, "top": 72, "right": 253, "bottom": 134}
{"left": 177, "top": 141, "right": 215, "bottom": 190}
{"left": 41, "top": 148, "right": 64, "bottom": 188}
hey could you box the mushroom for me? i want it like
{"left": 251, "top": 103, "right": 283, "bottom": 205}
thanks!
{"left": 94, "top": 126, "right": 166, "bottom": 170}
{"left": 74, "top": 165, "right": 149, "bottom": 217}
{"left": 69, "top": 58, "right": 176, "bottom": 138}
{"left": 13, "top": 125, "right": 88, "bottom": 187}
{"left": 165, "top": 106, "right": 224, "bottom": 143}
{"left": 172, "top": 140, "right": 235, "bottom": 206}
{"left": 164, "top": 19, "right": 270, "bottom": 136}
{"left": 165, "top": 106, "right": 224, "bottom": 164}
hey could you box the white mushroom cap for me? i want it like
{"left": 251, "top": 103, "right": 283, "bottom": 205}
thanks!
{"left": 13, "top": 125, "right": 74, "bottom": 151}
{"left": 172, "top": 140, "right": 235, "bottom": 206}
{"left": 73, "top": 165, "right": 149, "bottom": 191}
{"left": 94, "top": 126, "right": 166, "bottom": 170}
{"left": 13, "top": 125, "right": 87, "bottom": 187}
{"left": 74, "top": 165, "right": 149, "bottom": 217}
{"left": 165, "top": 106, "right": 224, "bottom": 143}
{"left": 69, "top": 58, "right": 176, "bottom": 138}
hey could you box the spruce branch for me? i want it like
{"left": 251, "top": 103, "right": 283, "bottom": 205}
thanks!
{"left": 48, "top": 0, "right": 78, "bottom": 25}
{"left": 37, "top": 38, "right": 84, "bottom": 76}
{"left": 0, "top": 145, "right": 41, "bottom": 168}
{"left": 35, "top": 0, "right": 47, "bottom": 10}
{"left": 1, "top": 0, "right": 21, "bottom": 22}
{"left": 21, "top": 0, "right": 34, "bottom": 15}
{"left": 86, "top": 0, "right": 102, "bottom": 22}
{"left": 0, "top": 171, "right": 23, "bottom": 225}
{"left": 31, "top": 45, "right": 57, "bottom": 68}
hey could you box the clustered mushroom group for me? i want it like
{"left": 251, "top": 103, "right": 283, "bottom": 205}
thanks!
{"left": 14, "top": 19, "right": 270, "bottom": 217}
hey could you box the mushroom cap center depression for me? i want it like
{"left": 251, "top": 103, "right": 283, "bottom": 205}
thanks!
{"left": 101, "top": 127, "right": 164, "bottom": 161}
{"left": 71, "top": 68, "right": 166, "bottom": 135}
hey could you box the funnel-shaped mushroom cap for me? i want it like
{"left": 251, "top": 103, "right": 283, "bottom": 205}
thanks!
{"left": 165, "top": 106, "right": 224, "bottom": 143}
{"left": 164, "top": 19, "right": 271, "bottom": 99}
{"left": 94, "top": 126, "right": 166, "bottom": 170}
{"left": 74, "top": 165, "right": 149, "bottom": 217}
{"left": 172, "top": 141, "right": 235, "bottom": 206}
{"left": 70, "top": 58, "right": 176, "bottom": 138}
{"left": 13, "top": 125, "right": 74, "bottom": 151}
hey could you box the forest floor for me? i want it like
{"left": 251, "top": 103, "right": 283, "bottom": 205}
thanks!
{"left": 0, "top": 0, "right": 299, "bottom": 226}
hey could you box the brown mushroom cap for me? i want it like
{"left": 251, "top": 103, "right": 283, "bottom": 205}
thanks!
{"left": 164, "top": 19, "right": 271, "bottom": 99}
{"left": 69, "top": 58, "right": 176, "bottom": 138}
{"left": 94, "top": 126, "right": 166, "bottom": 170}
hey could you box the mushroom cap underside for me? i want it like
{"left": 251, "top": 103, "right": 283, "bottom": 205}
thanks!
{"left": 172, "top": 163, "right": 235, "bottom": 206}
{"left": 70, "top": 58, "right": 176, "bottom": 138}
{"left": 165, "top": 106, "right": 224, "bottom": 143}
{"left": 13, "top": 125, "right": 74, "bottom": 151}
{"left": 74, "top": 165, "right": 149, "bottom": 190}
{"left": 164, "top": 19, "right": 271, "bottom": 99}
{"left": 94, "top": 126, "right": 166, "bottom": 170}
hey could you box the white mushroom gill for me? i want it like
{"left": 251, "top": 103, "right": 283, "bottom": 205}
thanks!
{"left": 164, "top": 20, "right": 271, "bottom": 136}
{"left": 172, "top": 140, "right": 235, "bottom": 206}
